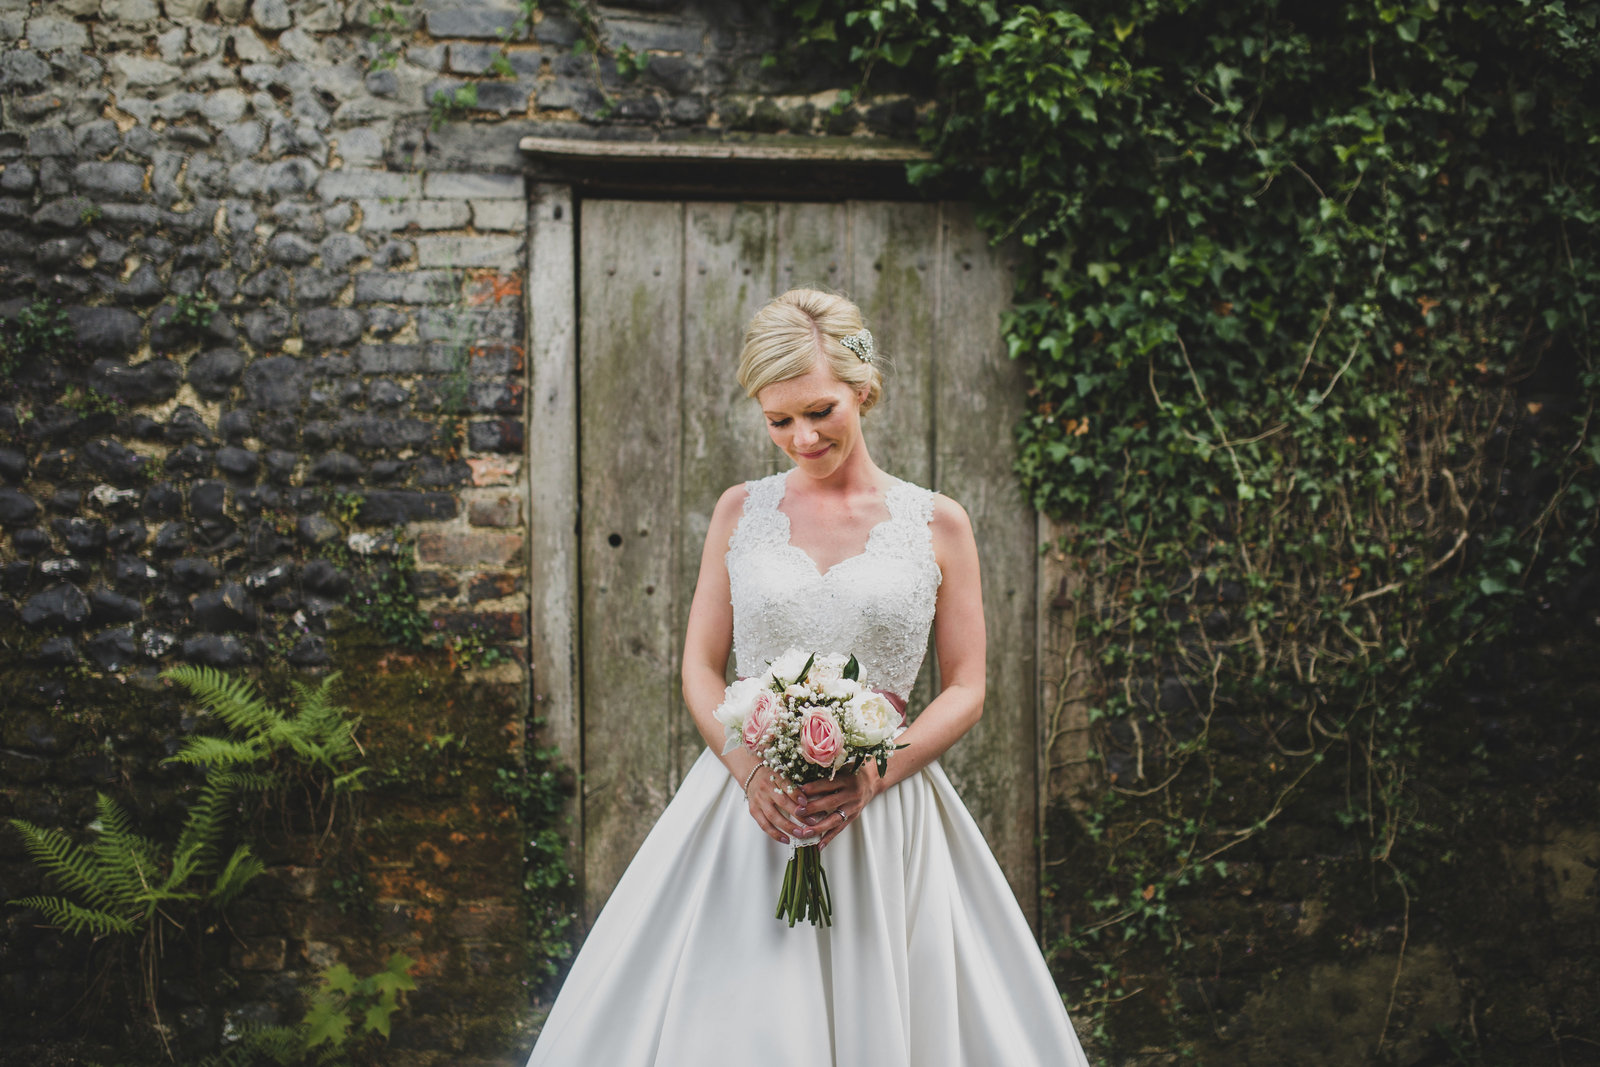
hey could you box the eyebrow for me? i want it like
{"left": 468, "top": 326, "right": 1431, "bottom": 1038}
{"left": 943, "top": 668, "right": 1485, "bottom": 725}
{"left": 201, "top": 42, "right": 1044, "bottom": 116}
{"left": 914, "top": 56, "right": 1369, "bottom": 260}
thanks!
{"left": 762, "top": 398, "right": 837, "bottom": 418}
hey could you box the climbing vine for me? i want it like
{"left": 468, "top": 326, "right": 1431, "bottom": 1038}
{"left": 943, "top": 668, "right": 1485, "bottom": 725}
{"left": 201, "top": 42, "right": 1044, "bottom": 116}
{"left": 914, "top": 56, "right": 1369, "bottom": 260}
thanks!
{"left": 776, "top": 0, "right": 1599, "bottom": 1058}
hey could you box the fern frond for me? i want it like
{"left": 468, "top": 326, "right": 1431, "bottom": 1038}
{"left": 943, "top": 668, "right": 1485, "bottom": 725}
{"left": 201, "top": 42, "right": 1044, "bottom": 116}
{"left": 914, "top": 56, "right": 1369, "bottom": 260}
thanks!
{"left": 209, "top": 845, "right": 267, "bottom": 906}
{"left": 164, "top": 665, "right": 279, "bottom": 738}
{"left": 9, "top": 894, "right": 139, "bottom": 937}
{"left": 212, "top": 770, "right": 281, "bottom": 792}
{"left": 172, "top": 776, "right": 237, "bottom": 872}
{"left": 169, "top": 735, "right": 265, "bottom": 770}
{"left": 10, "top": 815, "right": 121, "bottom": 911}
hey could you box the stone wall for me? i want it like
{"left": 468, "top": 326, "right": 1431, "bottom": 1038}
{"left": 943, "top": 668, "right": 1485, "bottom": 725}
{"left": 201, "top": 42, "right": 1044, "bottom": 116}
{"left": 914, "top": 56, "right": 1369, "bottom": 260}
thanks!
{"left": 0, "top": 0, "right": 893, "bottom": 1062}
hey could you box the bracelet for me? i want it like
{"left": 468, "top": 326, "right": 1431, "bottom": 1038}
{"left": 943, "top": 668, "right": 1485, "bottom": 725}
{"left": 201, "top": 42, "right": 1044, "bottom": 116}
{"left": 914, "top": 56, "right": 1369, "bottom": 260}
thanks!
{"left": 741, "top": 765, "right": 762, "bottom": 797}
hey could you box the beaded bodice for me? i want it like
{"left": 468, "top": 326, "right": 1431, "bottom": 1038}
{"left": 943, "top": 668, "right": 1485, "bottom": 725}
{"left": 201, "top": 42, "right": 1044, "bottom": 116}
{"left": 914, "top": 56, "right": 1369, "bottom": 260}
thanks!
{"left": 726, "top": 472, "right": 942, "bottom": 700}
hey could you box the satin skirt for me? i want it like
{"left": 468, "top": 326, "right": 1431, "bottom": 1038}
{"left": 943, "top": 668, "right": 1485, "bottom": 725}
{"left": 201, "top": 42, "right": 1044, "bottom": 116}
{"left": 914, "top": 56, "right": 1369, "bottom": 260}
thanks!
{"left": 526, "top": 748, "right": 1091, "bottom": 1067}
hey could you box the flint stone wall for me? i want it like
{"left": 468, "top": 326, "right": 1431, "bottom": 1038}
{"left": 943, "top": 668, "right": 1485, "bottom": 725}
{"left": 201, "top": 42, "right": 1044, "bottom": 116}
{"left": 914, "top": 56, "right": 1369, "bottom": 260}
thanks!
{"left": 0, "top": 1, "right": 892, "bottom": 1062}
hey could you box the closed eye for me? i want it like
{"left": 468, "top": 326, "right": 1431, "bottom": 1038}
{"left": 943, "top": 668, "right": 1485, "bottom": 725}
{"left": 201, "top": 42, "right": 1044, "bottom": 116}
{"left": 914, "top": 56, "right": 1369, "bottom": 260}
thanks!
{"left": 768, "top": 406, "right": 834, "bottom": 428}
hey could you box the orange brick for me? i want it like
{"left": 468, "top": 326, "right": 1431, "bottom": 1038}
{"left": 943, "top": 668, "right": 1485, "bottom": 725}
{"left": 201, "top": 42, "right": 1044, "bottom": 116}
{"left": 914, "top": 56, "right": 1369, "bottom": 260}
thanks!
{"left": 417, "top": 529, "right": 524, "bottom": 568}
{"left": 468, "top": 492, "right": 521, "bottom": 527}
{"left": 467, "top": 456, "right": 518, "bottom": 486}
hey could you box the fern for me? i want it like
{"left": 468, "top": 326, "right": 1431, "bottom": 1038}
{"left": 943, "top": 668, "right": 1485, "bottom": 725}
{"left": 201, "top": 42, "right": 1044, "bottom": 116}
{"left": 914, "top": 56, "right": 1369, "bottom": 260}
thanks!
{"left": 8, "top": 894, "right": 139, "bottom": 937}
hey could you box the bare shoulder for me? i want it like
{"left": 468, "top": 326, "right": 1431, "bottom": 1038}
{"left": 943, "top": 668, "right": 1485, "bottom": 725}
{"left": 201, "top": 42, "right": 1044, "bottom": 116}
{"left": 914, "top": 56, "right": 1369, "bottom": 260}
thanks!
{"left": 703, "top": 482, "right": 753, "bottom": 552}
{"left": 929, "top": 492, "right": 977, "bottom": 565}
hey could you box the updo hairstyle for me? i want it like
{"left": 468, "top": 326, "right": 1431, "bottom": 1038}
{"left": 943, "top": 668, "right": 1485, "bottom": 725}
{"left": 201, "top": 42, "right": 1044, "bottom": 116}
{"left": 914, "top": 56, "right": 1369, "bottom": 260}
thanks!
{"left": 736, "top": 289, "right": 884, "bottom": 414}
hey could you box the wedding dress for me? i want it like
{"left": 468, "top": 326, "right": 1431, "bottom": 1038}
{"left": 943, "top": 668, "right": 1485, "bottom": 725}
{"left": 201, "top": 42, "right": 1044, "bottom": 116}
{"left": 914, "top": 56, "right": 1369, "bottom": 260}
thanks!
{"left": 526, "top": 472, "right": 1090, "bottom": 1066}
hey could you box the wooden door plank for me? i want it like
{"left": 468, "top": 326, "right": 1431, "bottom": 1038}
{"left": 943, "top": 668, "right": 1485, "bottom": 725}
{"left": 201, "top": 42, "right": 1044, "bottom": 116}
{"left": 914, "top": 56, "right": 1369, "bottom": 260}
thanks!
{"left": 849, "top": 200, "right": 940, "bottom": 717}
{"left": 527, "top": 183, "right": 584, "bottom": 895}
{"left": 931, "top": 202, "right": 1039, "bottom": 925}
{"left": 578, "top": 199, "right": 684, "bottom": 919}
{"left": 677, "top": 201, "right": 780, "bottom": 778}
{"left": 776, "top": 201, "right": 851, "bottom": 298}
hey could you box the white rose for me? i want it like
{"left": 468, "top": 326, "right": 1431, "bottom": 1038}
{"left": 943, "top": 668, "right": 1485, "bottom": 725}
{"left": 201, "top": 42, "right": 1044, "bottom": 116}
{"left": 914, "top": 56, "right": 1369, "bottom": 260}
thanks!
{"left": 809, "top": 653, "right": 849, "bottom": 682}
{"left": 768, "top": 648, "right": 811, "bottom": 685}
{"left": 843, "top": 690, "right": 900, "bottom": 746}
{"left": 818, "top": 675, "right": 858, "bottom": 701}
{"left": 713, "top": 676, "right": 766, "bottom": 755}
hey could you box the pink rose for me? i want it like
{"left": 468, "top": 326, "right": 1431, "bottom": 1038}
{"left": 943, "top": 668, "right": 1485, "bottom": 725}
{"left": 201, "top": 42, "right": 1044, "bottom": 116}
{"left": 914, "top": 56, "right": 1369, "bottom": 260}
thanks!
{"left": 743, "top": 690, "right": 778, "bottom": 750}
{"left": 799, "top": 708, "right": 843, "bottom": 767}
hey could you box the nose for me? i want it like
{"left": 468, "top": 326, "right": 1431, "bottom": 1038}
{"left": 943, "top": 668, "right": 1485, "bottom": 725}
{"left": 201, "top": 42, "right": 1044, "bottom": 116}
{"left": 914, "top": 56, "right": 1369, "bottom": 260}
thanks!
{"left": 792, "top": 423, "right": 819, "bottom": 449}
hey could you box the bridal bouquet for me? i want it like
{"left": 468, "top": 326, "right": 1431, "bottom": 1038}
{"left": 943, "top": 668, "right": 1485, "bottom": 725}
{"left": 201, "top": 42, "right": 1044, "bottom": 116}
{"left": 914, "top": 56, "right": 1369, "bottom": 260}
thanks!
{"left": 714, "top": 648, "right": 905, "bottom": 927}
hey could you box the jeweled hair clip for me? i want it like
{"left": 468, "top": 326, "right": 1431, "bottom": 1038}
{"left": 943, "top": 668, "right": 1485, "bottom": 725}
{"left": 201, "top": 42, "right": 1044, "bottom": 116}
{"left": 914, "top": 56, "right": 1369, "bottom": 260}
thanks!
{"left": 840, "top": 329, "right": 875, "bottom": 363}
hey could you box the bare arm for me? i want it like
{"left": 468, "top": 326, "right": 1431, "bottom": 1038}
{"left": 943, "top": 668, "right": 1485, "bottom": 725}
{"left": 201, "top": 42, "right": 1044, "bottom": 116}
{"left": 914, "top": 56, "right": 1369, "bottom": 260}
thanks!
{"left": 801, "top": 494, "right": 986, "bottom": 844}
{"left": 681, "top": 485, "right": 806, "bottom": 843}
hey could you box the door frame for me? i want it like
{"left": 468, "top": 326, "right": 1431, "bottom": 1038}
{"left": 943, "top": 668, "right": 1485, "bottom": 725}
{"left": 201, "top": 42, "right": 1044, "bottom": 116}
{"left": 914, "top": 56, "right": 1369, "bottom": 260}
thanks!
{"left": 524, "top": 142, "right": 1072, "bottom": 931}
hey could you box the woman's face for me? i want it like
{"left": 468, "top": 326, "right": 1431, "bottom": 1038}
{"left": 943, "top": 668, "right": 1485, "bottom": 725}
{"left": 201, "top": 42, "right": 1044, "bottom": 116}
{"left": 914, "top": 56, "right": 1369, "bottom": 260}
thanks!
{"left": 756, "top": 359, "right": 869, "bottom": 478}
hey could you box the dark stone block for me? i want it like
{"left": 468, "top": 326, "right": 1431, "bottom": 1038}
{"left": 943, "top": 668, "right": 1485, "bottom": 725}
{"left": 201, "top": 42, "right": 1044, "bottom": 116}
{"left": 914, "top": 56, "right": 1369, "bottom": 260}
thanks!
{"left": 191, "top": 582, "right": 253, "bottom": 632}
{"left": 410, "top": 570, "right": 459, "bottom": 598}
{"left": 163, "top": 443, "right": 212, "bottom": 475}
{"left": 12, "top": 526, "right": 50, "bottom": 556}
{"left": 108, "top": 520, "right": 147, "bottom": 550}
{"left": 52, "top": 517, "right": 107, "bottom": 555}
{"left": 244, "top": 518, "right": 284, "bottom": 558}
{"left": 68, "top": 306, "right": 142, "bottom": 354}
{"left": 83, "top": 438, "right": 149, "bottom": 484}
{"left": 188, "top": 348, "right": 245, "bottom": 399}
{"left": 349, "top": 416, "right": 434, "bottom": 451}
{"left": 237, "top": 485, "right": 281, "bottom": 513}
{"left": 20, "top": 583, "right": 90, "bottom": 628}
{"left": 239, "top": 268, "right": 290, "bottom": 302}
{"left": 193, "top": 517, "right": 238, "bottom": 553}
{"left": 369, "top": 458, "right": 407, "bottom": 483}
{"left": 468, "top": 419, "right": 524, "bottom": 454}
{"left": 190, "top": 480, "right": 227, "bottom": 520}
{"left": 266, "top": 232, "right": 316, "bottom": 265}
{"left": 122, "top": 414, "right": 164, "bottom": 440}
{"left": 0, "top": 447, "right": 27, "bottom": 482}
{"left": 170, "top": 557, "right": 219, "bottom": 589}
{"left": 358, "top": 491, "right": 457, "bottom": 525}
{"left": 217, "top": 446, "right": 260, "bottom": 479}
{"left": 89, "top": 357, "right": 181, "bottom": 403}
{"left": 296, "top": 514, "right": 340, "bottom": 546}
{"left": 264, "top": 450, "right": 298, "bottom": 482}
{"left": 181, "top": 633, "right": 249, "bottom": 667}
{"left": 154, "top": 522, "right": 192, "bottom": 555}
{"left": 292, "top": 269, "right": 343, "bottom": 305}
{"left": 144, "top": 481, "right": 184, "bottom": 518}
{"left": 300, "top": 559, "right": 351, "bottom": 597}
{"left": 218, "top": 409, "right": 253, "bottom": 442}
{"left": 49, "top": 488, "right": 82, "bottom": 513}
{"left": 366, "top": 307, "right": 407, "bottom": 337}
{"left": 86, "top": 626, "right": 138, "bottom": 671}
{"left": 242, "top": 307, "right": 292, "bottom": 350}
{"left": 368, "top": 380, "right": 409, "bottom": 408}
{"left": 38, "top": 636, "right": 80, "bottom": 666}
{"left": 243, "top": 356, "right": 305, "bottom": 412}
{"left": 1, "top": 559, "right": 32, "bottom": 591}
{"left": 287, "top": 634, "right": 329, "bottom": 667}
{"left": 309, "top": 451, "right": 362, "bottom": 483}
{"left": 0, "top": 487, "right": 39, "bottom": 526}
{"left": 113, "top": 554, "right": 160, "bottom": 589}
{"left": 416, "top": 456, "right": 471, "bottom": 487}
{"left": 165, "top": 405, "right": 214, "bottom": 443}
{"left": 302, "top": 307, "right": 363, "bottom": 350}
{"left": 90, "top": 588, "right": 144, "bottom": 623}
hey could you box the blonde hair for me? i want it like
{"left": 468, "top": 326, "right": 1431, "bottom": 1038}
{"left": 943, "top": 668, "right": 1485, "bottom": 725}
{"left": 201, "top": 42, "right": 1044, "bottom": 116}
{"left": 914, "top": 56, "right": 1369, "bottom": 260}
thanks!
{"left": 736, "top": 289, "right": 884, "bottom": 414}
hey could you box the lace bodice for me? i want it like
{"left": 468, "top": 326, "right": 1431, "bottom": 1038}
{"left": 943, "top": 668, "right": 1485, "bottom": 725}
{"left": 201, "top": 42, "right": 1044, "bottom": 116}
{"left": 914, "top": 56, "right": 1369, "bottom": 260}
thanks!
{"left": 726, "top": 472, "right": 942, "bottom": 699}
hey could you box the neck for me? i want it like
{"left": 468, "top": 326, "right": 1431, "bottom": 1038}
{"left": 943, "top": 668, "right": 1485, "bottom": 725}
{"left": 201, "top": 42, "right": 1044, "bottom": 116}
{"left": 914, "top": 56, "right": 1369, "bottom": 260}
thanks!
{"left": 790, "top": 438, "right": 883, "bottom": 496}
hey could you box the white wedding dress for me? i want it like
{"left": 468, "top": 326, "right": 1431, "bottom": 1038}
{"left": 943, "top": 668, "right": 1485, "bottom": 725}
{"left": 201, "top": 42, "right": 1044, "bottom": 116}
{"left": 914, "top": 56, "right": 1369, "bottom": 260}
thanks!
{"left": 526, "top": 473, "right": 1090, "bottom": 1066}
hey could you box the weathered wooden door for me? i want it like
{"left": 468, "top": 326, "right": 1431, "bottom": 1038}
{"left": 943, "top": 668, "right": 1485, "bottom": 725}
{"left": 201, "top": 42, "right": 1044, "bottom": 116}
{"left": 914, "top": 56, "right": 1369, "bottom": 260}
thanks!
{"left": 540, "top": 197, "right": 1037, "bottom": 924}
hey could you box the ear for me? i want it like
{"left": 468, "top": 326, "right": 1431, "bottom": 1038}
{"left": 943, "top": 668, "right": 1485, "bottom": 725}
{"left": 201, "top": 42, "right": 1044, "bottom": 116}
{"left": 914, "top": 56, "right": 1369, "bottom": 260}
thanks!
{"left": 855, "top": 381, "right": 870, "bottom": 407}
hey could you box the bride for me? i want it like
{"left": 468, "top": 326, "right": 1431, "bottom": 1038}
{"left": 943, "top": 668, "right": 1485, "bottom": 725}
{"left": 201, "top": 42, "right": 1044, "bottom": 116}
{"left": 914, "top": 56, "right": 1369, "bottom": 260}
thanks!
{"left": 526, "top": 290, "right": 1090, "bottom": 1066}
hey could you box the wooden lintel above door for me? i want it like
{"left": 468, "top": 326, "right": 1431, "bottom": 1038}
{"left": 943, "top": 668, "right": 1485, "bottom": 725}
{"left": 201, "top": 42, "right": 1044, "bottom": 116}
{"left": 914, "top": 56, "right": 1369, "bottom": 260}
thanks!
{"left": 518, "top": 134, "right": 949, "bottom": 201}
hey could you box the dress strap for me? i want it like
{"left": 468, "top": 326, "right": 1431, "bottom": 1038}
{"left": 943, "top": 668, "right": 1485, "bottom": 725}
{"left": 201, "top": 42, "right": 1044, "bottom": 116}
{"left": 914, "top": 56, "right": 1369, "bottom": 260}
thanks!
{"left": 727, "top": 472, "right": 788, "bottom": 556}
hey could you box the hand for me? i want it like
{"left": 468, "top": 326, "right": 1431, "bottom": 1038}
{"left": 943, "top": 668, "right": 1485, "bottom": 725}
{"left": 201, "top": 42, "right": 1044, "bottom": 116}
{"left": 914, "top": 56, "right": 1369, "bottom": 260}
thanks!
{"left": 744, "top": 766, "right": 811, "bottom": 844}
{"left": 795, "top": 765, "right": 879, "bottom": 848}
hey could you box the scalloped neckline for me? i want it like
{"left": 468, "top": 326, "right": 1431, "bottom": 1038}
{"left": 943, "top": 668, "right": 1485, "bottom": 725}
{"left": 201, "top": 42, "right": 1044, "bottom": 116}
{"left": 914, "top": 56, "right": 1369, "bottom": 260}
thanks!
{"left": 774, "top": 473, "right": 903, "bottom": 580}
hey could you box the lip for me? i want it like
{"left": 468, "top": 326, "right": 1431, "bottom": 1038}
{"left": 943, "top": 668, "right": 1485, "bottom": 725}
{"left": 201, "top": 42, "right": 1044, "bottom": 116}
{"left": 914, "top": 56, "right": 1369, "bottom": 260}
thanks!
{"left": 796, "top": 445, "right": 831, "bottom": 460}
